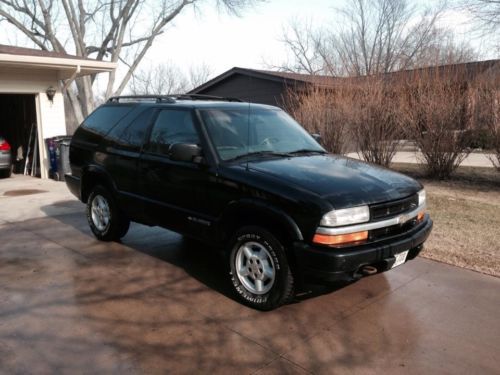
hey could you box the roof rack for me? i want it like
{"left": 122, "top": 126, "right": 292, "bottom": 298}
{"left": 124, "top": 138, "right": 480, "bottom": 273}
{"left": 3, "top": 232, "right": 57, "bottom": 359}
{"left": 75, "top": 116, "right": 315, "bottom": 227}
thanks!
{"left": 107, "top": 94, "right": 242, "bottom": 103}
{"left": 107, "top": 95, "right": 176, "bottom": 103}
{"left": 169, "top": 94, "right": 243, "bottom": 102}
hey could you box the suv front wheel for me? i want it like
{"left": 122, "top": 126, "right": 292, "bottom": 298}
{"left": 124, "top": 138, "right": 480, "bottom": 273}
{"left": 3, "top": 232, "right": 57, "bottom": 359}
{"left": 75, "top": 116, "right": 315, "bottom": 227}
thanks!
{"left": 228, "top": 226, "right": 294, "bottom": 310}
{"left": 86, "top": 185, "right": 130, "bottom": 241}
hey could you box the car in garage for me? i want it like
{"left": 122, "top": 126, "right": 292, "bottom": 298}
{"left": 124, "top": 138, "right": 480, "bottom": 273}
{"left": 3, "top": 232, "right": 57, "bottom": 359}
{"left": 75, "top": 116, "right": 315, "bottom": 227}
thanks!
{"left": 0, "top": 136, "right": 12, "bottom": 178}
{"left": 65, "top": 94, "right": 433, "bottom": 310}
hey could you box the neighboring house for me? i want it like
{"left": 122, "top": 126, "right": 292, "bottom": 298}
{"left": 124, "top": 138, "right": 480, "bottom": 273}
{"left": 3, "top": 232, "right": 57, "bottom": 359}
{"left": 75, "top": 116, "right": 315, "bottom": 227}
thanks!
{"left": 188, "top": 67, "right": 337, "bottom": 107}
{"left": 0, "top": 45, "right": 116, "bottom": 179}
{"left": 189, "top": 60, "right": 500, "bottom": 108}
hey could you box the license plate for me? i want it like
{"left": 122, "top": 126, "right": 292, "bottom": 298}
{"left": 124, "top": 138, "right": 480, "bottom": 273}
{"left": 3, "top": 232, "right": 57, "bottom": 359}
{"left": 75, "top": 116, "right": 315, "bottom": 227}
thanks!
{"left": 392, "top": 250, "right": 409, "bottom": 268}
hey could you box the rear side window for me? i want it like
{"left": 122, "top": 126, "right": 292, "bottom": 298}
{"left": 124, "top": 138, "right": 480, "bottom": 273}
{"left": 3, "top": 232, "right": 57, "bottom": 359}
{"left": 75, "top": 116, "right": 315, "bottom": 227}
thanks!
{"left": 112, "top": 109, "right": 155, "bottom": 148}
{"left": 82, "top": 105, "right": 133, "bottom": 135}
{"left": 146, "top": 109, "right": 199, "bottom": 155}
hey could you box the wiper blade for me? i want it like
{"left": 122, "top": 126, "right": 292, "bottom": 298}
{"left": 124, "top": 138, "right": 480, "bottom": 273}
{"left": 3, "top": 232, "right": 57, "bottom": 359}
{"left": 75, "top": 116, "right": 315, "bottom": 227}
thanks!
{"left": 228, "top": 151, "right": 291, "bottom": 161}
{"left": 289, "top": 149, "right": 327, "bottom": 155}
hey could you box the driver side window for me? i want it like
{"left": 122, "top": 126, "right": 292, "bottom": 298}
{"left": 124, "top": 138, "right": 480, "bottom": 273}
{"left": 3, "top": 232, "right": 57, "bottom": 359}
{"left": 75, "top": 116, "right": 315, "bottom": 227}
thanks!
{"left": 147, "top": 109, "right": 199, "bottom": 155}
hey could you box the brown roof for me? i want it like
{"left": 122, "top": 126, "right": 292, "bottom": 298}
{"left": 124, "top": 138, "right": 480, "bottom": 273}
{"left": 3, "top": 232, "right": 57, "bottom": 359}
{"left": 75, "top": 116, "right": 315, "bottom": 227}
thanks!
{"left": 190, "top": 60, "right": 500, "bottom": 94}
{"left": 0, "top": 44, "right": 91, "bottom": 61}
{"left": 252, "top": 69, "right": 338, "bottom": 86}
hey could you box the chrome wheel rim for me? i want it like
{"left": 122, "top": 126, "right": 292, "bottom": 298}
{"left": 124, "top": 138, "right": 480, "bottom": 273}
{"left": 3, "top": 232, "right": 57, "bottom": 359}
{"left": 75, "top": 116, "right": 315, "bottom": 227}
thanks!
{"left": 91, "top": 194, "right": 110, "bottom": 232}
{"left": 235, "top": 241, "right": 276, "bottom": 295}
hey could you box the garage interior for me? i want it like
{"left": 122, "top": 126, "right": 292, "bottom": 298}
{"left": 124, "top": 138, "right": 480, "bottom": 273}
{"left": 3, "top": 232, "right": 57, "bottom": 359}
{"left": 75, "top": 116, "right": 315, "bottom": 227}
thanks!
{"left": 0, "top": 93, "right": 39, "bottom": 176}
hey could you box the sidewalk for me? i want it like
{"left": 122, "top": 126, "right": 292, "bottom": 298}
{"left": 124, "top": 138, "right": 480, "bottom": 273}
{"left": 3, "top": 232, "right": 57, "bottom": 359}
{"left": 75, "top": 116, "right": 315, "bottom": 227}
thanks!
{"left": 347, "top": 151, "right": 495, "bottom": 168}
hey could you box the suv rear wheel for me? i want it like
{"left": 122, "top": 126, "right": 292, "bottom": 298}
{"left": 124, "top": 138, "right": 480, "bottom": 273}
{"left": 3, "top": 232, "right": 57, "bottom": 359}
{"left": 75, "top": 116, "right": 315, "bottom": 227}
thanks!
{"left": 228, "top": 226, "right": 294, "bottom": 310}
{"left": 87, "top": 185, "right": 130, "bottom": 241}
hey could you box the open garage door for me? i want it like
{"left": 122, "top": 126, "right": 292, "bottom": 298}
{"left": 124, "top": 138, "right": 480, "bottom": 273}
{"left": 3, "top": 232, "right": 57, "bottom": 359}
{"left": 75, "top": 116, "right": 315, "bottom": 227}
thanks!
{"left": 0, "top": 94, "right": 38, "bottom": 177}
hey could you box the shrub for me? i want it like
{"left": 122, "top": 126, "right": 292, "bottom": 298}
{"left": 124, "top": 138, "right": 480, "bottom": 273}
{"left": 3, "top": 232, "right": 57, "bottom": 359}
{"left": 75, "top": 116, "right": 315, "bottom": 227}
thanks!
{"left": 348, "top": 79, "right": 404, "bottom": 167}
{"left": 468, "top": 76, "right": 500, "bottom": 170}
{"left": 402, "top": 68, "right": 472, "bottom": 179}
{"left": 285, "top": 85, "right": 350, "bottom": 154}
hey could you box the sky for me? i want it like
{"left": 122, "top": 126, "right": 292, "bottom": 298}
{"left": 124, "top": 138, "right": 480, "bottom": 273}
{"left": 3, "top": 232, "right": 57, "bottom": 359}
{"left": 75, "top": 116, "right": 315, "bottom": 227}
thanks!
{"left": 147, "top": 0, "right": 335, "bottom": 76}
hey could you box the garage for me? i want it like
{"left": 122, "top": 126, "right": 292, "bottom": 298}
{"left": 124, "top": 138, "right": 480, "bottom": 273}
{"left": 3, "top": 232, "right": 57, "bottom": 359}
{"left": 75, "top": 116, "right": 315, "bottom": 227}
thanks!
{"left": 0, "top": 94, "right": 37, "bottom": 175}
{"left": 0, "top": 44, "right": 116, "bottom": 179}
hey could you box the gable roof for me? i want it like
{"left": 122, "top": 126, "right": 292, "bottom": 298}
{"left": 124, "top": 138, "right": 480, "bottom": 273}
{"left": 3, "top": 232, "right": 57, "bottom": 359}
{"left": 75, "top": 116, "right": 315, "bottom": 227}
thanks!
{"left": 189, "top": 67, "right": 338, "bottom": 94}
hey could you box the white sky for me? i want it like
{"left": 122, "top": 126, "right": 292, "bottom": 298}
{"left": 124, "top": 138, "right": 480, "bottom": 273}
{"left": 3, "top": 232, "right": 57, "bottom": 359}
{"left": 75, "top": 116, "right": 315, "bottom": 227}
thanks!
{"left": 146, "top": 0, "right": 335, "bottom": 77}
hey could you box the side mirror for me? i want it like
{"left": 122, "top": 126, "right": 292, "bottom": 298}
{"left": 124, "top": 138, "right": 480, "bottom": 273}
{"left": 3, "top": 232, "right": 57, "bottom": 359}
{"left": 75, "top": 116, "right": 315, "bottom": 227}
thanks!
{"left": 311, "top": 133, "right": 322, "bottom": 144}
{"left": 169, "top": 143, "right": 203, "bottom": 163}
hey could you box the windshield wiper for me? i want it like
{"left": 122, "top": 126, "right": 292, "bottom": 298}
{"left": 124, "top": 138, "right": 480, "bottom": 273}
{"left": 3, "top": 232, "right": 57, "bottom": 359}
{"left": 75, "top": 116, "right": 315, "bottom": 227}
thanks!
{"left": 227, "top": 151, "right": 292, "bottom": 162}
{"left": 288, "top": 149, "right": 327, "bottom": 155}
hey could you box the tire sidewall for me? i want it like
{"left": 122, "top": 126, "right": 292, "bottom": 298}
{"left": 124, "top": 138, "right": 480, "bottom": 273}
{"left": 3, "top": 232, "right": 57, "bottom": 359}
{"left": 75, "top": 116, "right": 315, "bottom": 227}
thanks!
{"left": 228, "top": 227, "right": 290, "bottom": 310}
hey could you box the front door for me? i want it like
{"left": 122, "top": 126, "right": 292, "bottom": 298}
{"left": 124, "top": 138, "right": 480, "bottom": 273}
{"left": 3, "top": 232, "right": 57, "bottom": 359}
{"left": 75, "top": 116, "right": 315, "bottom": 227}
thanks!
{"left": 139, "top": 108, "right": 213, "bottom": 237}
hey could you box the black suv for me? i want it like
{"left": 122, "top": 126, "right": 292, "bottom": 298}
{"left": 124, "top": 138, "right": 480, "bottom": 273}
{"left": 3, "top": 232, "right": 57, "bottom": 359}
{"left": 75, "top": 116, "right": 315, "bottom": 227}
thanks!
{"left": 66, "top": 94, "right": 433, "bottom": 310}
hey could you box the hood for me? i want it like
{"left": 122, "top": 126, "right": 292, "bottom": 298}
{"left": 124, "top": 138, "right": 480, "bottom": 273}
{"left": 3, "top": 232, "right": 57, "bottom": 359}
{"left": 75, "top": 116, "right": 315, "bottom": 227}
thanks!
{"left": 246, "top": 154, "right": 422, "bottom": 209}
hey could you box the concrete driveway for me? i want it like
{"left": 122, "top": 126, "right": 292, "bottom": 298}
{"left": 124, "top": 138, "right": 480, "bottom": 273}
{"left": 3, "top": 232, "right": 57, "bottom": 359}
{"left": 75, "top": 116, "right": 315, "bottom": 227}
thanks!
{"left": 1, "top": 176, "right": 499, "bottom": 374}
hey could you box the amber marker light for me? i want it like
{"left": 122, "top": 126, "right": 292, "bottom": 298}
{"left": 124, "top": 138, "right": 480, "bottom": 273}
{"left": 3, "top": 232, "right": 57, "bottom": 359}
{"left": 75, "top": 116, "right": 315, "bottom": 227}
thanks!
{"left": 313, "top": 231, "right": 368, "bottom": 246}
{"left": 417, "top": 211, "right": 425, "bottom": 222}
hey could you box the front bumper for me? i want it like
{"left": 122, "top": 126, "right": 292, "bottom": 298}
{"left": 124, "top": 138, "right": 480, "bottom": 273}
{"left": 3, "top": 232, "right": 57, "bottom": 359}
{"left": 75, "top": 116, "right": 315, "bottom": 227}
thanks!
{"left": 294, "top": 215, "right": 433, "bottom": 283}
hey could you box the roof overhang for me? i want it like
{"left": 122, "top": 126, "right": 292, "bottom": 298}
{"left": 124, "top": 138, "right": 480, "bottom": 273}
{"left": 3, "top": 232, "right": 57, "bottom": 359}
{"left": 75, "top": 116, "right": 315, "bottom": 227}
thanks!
{"left": 0, "top": 53, "right": 116, "bottom": 79}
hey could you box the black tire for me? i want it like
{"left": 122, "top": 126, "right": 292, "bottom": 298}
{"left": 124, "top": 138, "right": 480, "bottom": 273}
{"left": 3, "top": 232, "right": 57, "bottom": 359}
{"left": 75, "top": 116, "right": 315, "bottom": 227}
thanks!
{"left": 86, "top": 185, "right": 130, "bottom": 241}
{"left": 0, "top": 166, "right": 12, "bottom": 178}
{"left": 228, "top": 226, "right": 294, "bottom": 311}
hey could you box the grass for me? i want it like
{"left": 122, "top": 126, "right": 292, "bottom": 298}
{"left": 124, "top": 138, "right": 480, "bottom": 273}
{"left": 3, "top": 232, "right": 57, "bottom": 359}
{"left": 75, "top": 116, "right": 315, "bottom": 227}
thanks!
{"left": 390, "top": 163, "right": 500, "bottom": 277}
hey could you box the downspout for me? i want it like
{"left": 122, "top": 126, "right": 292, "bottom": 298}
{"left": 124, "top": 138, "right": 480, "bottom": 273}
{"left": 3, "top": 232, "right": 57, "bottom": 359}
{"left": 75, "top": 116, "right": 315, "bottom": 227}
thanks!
{"left": 63, "top": 64, "right": 81, "bottom": 91}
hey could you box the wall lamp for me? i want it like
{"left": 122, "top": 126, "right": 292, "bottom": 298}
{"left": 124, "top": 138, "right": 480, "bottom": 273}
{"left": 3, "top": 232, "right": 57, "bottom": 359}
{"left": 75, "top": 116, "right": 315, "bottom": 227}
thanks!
{"left": 46, "top": 86, "right": 56, "bottom": 102}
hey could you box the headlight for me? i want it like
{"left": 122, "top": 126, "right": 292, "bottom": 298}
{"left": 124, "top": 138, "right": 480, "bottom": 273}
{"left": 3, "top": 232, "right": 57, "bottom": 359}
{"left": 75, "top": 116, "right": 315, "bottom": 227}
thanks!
{"left": 418, "top": 189, "right": 426, "bottom": 207}
{"left": 320, "top": 205, "right": 370, "bottom": 227}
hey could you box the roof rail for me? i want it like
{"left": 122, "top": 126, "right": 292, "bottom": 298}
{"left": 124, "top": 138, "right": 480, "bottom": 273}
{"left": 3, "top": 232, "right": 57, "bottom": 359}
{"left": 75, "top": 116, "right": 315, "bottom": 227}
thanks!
{"left": 107, "top": 95, "right": 176, "bottom": 103}
{"left": 107, "top": 94, "right": 242, "bottom": 103}
{"left": 169, "top": 94, "right": 243, "bottom": 102}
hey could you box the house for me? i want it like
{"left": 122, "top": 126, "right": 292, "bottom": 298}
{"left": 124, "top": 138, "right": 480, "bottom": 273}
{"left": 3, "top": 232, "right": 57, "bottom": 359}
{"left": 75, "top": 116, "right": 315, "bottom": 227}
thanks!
{"left": 0, "top": 44, "right": 116, "bottom": 179}
{"left": 188, "top": 67, "right": 337, "bottom": 107}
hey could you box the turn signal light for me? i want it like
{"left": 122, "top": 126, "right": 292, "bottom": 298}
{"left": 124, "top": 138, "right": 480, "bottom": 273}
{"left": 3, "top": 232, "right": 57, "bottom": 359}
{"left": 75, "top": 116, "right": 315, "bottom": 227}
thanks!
{"left": 313, "top": 231, "right": 368, "bottom": 246}
{"left": 417, "top": 211, "right": 425, "bottom": 222}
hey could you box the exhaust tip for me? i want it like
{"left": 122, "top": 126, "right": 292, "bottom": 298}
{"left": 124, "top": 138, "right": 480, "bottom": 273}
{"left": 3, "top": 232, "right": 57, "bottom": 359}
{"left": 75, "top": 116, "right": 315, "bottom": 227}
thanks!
{"left": 360, "top": 265, "right": 378, "bottom": 276}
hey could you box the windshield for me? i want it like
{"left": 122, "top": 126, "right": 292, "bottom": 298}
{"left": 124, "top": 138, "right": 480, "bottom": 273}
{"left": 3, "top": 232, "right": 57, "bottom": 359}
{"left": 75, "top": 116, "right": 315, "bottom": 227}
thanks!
{"left": 199, "top": 106, "right": 325, "bottom": 161}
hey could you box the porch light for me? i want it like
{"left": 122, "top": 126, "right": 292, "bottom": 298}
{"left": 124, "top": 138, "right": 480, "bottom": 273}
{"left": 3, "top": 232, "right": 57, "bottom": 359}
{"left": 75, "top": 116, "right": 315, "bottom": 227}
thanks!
{"left": 46, "top": 86, "right": 56, "bottom": 102}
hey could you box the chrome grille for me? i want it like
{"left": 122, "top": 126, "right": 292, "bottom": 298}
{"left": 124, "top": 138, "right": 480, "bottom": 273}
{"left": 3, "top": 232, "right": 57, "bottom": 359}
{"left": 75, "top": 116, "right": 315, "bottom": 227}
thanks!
{"left": 370, "top": 194, "right": 418, "bottom": 221}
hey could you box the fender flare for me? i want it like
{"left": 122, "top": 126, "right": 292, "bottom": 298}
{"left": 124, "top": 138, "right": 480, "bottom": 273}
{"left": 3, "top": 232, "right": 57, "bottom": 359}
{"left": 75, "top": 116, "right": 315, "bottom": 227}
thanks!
{"left": 217, "top": 198, "right": 303, "bottom": 243}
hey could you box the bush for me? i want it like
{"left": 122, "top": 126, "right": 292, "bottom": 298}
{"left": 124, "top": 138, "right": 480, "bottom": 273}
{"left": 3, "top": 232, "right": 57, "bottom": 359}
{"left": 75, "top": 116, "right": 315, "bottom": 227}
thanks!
{"left": 468, "top": 76, "right": 500, "bottom": 170}
{"left": 348, "top": 79, "right": 403, "bottom": 167}
{"left": 402, "top": 68, "right": 472, "bottom": 179}
{"left": 286, "top": 85, "right": 350, "bottom": 155}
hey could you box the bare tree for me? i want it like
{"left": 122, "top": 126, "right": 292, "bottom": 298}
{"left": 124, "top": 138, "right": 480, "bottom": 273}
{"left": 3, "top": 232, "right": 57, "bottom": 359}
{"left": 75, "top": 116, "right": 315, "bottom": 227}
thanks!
{"left": 188, "top": 62, "right": 213, "bottom": 89}
{"left": 129, "top": 63, "right": 189, "bottom": 95}
{"left": 276, "top": 0, "right": 475, "bottom": 77}
{"left": 0, "top": 0, "right": 259, "bottom": 126}
{"left": 129, "top": 62, "right": 213, "bottom": 95}
{"left": 461, "top": 0, "right": 500, "bottom": 33}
